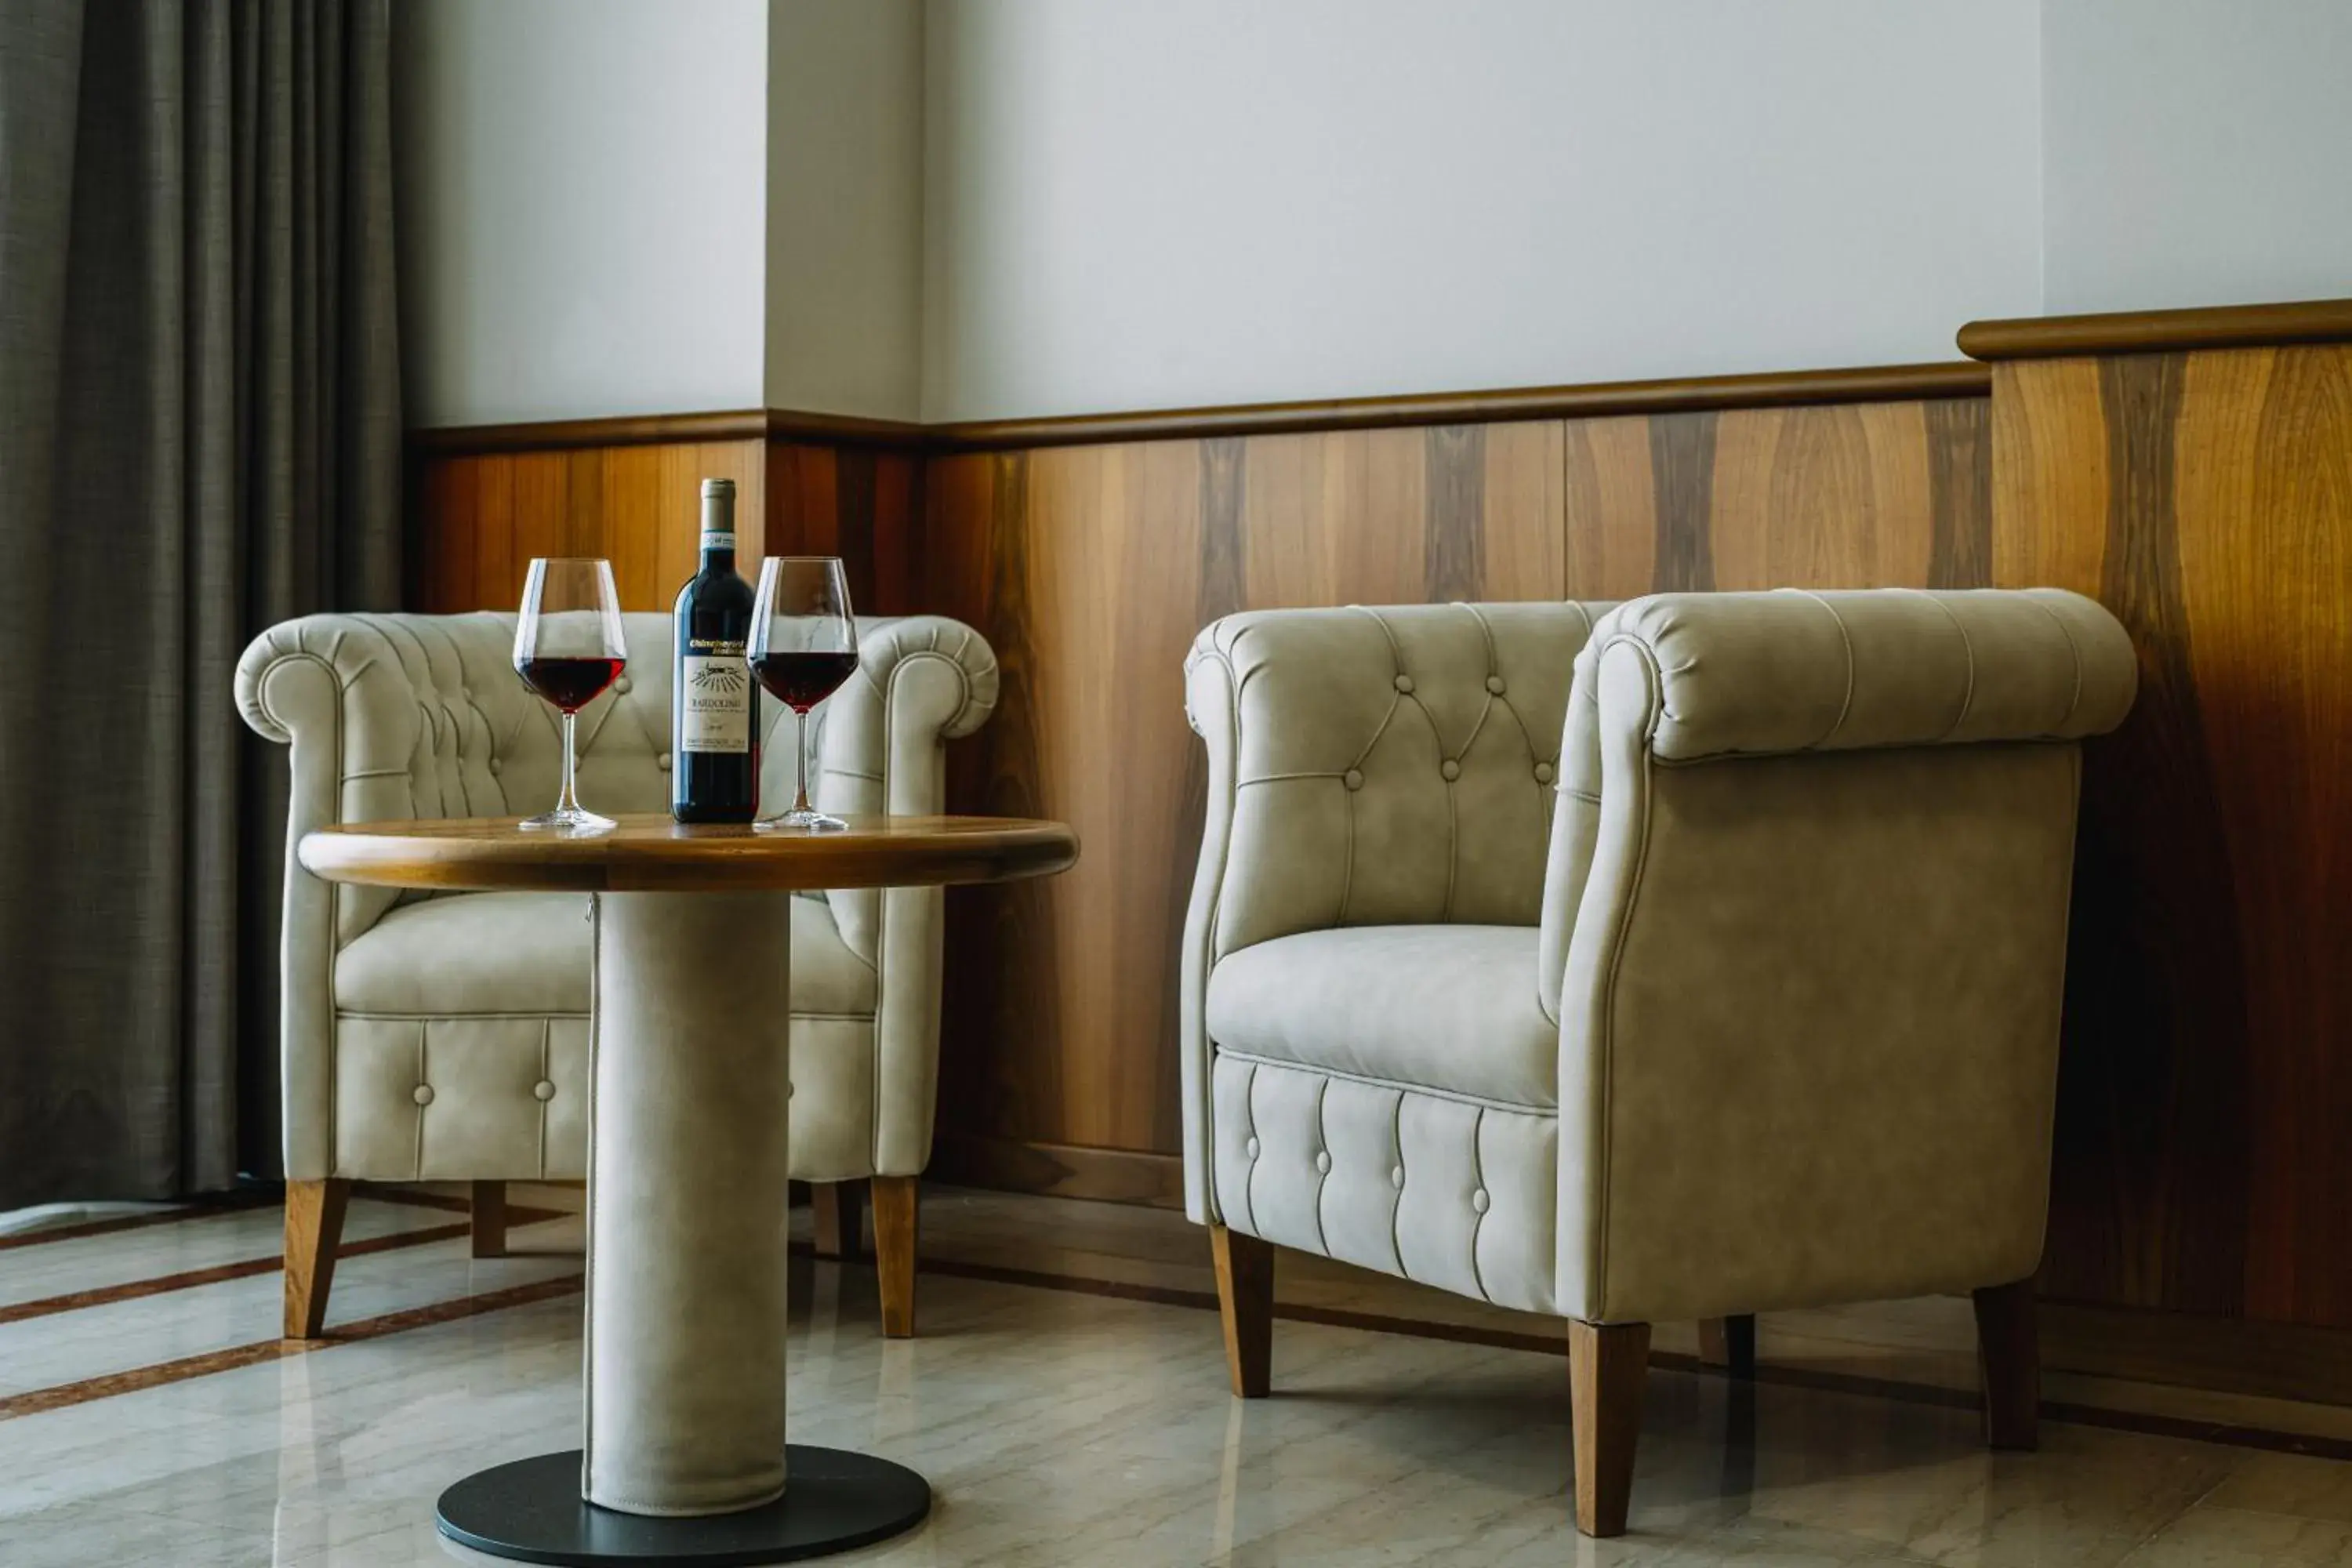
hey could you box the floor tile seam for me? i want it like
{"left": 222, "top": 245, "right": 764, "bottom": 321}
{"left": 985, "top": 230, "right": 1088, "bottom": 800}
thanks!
{"left": 0, "top": 1272, "right": 583, "bottom": 1422}
{"left": 0, "top": 1222, "right": 479, "bottom": 1328}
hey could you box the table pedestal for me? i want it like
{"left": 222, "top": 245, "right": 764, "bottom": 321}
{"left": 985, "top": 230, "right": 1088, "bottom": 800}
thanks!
{"left": 435, "top": 890, "right": 931, "bottom": 1564}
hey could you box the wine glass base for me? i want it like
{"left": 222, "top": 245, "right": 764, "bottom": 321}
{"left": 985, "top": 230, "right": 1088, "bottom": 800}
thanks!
{"left": 754, "top": 809, "right": 850, "bottom": 833}
{"left": 519, "top": 808, "right": 616, "bottom": 834}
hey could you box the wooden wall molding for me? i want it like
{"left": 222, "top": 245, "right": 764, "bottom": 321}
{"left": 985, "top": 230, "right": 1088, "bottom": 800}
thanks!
{"left": 412, "top": 409, "right": 771, "bottom": 455}
{"left": 1960, "top": 297, "right": 2352, "bottom": 361}
{"left": 920, "top": 361, "right": 1990, "bottom": 451}
{"left": 406, "top": 361, "right": 1991, "bottom": 461}
{"left": 411, "top": 407, "right": 927, "bottom": 457}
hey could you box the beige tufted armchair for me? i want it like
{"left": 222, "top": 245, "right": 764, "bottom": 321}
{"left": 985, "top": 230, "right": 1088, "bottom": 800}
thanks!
{"left": 237, "top": 610, "right": 997, "bottom": 1341}
{"left": 1181, "top": 589, "right": 2136, "bottom": 1537}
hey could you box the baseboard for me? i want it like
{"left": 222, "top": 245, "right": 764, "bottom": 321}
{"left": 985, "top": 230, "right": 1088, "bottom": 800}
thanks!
{"left": 927, "top": 1133, "right": 1185, "bottom": 1210}
{"left": 2042, "top": 1301, "right": 2352, "bottom": 1408}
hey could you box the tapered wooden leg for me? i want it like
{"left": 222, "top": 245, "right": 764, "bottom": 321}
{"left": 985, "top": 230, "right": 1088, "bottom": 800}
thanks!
{"left": 470, "top": 1180, "right": 508, "bottom": 1258}
{"left": 1973, "top": 1279, "right": 2039, "bottom": 1450}
{"left": 871, "top": 1175, "right": 920, "bottom": 1339}
{"left": 1697, "top": 1314, "right": 1757, "bottom": 1377}
{"left": 1208, "top": 1224, "right": 1273, "bottom": 1398}
{"left": 1569, "top": 1319, "right": 1650, "bottom": 1538}
{"left": 811, "top": 1178, "right": 863, "bottom": 1260}
{"left": 283, "top": 1178, "right": 350, "bottom": 1341}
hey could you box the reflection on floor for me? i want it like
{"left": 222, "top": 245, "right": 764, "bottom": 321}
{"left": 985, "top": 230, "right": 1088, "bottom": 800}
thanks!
{"left": 1, "top": 1182, "right": 2349, "bottom": 1565}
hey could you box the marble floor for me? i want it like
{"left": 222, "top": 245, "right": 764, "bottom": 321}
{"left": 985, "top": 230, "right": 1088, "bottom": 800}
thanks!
{"left": 2, "top": 1184, "right": 2350, "bottom": 1566}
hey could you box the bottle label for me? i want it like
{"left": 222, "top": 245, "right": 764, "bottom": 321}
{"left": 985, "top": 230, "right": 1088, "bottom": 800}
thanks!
{"left": 700, "top": 530, "right": 735, "bottom": 552}
{"left": 679, "top": 643, "right": 751, "bottom": 752}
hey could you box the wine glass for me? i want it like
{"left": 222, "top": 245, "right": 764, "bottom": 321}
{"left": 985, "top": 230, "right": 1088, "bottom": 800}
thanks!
{"left": 748, "top": 557, "right": 857, "bottom": 833}
{"left": 512, "top": 557, "right": 627, "bottom": 833}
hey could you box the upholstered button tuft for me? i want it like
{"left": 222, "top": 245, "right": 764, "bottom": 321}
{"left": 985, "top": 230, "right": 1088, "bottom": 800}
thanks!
{"left": 1471, "top": 1188, "right": 1490, "bottom": 1214}
{"left": 1534, "top": 762, "right": 1555, "bottom": 784}
{"left": 1342, "top": 769, "right": 1364, "bottom": 791}
{"left": 459, "top": 688, "right": 473, "bottom": 703}
{"left": 1245, "top": 1136, "right": 1261, "bottom": 1160}
{"left": 1486, "top": 674, "right": 1507, "bottom": 695}
{"left": 412, "top": 1083, "right": 434, "bottom": 1106}
{"left": 657, "top": 752, "right": 673, "bottom": 771}
{"left": 614, "top": 675, "right": 633, "bottom": 695}
{"left": 488, "top": 757, "right": 503, "bottom": 776}
{"left": 1439, "top": 759, "right": 1461, "bottom": 781}
{"left": 532, "top": 1080, "right": 556, "bottom": 1102}
{"left": 1391, "top": 1165, "right": 1406, "bottom": 1189}
{"left": 1393, "top": 674, "right": 1414, "bottom": 694}
{"left": 1315, "top": 1150, "right": 1332, "bottom": 1174}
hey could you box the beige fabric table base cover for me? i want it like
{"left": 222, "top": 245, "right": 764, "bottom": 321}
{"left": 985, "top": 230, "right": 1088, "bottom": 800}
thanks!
{"left": 583, "top": 890, "right": 795, "bottom": 1516}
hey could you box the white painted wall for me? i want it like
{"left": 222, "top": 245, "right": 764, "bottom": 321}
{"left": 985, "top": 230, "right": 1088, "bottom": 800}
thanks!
{"left": 2040, "top": 0, "right": 2352, "bottom": 314}
{"left": 920, "top": 0, "right": 2045, "bottom": 421}
{"left": 767, "top": 0, "right": 926, "bottom": 421}
{"left": 394, "top": 0, "right": 770, "bottom": 426}
{"left": 393, "top": 1, "right": 2352, "bottom": 428}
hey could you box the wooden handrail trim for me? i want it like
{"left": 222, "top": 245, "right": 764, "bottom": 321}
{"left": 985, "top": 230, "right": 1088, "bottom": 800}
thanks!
{"left": 405, "top": 362, "right": 1991, "bottom": 458}
{"left": 409, "top": 408, "right": 928, "bottom": 456}
{"left": 924, "top": 361, "right": 1990, "bottom": 451}
{"left": 1959, "top": 299, "right": 2352, "bottom": 361}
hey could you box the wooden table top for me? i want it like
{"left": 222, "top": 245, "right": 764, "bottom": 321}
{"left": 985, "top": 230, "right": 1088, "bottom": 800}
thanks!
{"left": 298, "top": 814, "right": 1079, "bottom": 894}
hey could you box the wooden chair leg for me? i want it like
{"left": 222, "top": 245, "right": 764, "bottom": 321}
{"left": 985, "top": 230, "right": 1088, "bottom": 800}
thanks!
{"left": 470, "top": 1180, "right": 508, "bottom": 1259}
{"left": 1569, "top": 1319, "right": 1650, "bottom": 1538}
{"left": 871, "top": 1175, "right": 920, "bottom": 1340}
{"left": 1208, "top": 1224, "right": 1273, "bottom": 1398}
{"left": 284, "top": 1178, "right": 351, "bottom": 1341}
{"left": 1973, "top": 1279, "right": 2040, "bottom": 1450}
{"left": 1697, "top": 1314, "right": 1757, "bottom": 1377}
{"left": 811, "top": 1178, "right": 863, "bottom": 1261}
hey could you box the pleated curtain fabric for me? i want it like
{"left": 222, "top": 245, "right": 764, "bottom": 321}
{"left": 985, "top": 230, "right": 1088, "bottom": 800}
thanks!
{"left": 0, "top": 0, "right": 401, "bottom": 1206}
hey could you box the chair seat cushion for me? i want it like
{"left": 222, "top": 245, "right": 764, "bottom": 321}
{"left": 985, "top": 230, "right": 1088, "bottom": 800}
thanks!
{"left": 1205, "top": 925, "right": 1557, "bottom": 1109}
{"left": 333, "top": 891, "right": 877, "bottom": 1018}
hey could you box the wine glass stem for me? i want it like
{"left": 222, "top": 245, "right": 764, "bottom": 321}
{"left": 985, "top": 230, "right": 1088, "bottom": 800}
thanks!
{"left": 558, "top": 710, "right": 583, "bottom": 815}
{"left": 793, "top": 708, "right": 812, "bottom": 815}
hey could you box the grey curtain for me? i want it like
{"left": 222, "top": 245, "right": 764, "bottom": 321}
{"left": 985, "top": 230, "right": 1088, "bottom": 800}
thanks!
{"left": 0, "top": 0, "right": 401, "bottom": 1207}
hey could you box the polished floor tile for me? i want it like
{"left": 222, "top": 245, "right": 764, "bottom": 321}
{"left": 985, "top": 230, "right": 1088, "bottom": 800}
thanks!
{"left": 0, "top": 1188, "right": 2345, "bottom": 1565}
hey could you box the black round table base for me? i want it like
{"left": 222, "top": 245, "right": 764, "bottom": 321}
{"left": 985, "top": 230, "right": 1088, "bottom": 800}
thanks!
{"left": 435, "top": 1448, "right": 931, "bottom": 1566}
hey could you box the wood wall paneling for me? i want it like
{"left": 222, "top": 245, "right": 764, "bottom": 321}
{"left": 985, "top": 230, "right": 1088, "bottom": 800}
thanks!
{"left": 410, "top": 389, "right": 1990, "bottom": 1185}
{"left": 764, "top": 441, "right": 926, "bottom": 616}
{"left": 916, "top": 401, "right": 1975, "bottom": 1171}
{"left": 403, "top": 325, "right": 2352, "bottom": 1356}
{"left": 1992, "top": 343, "right": 2352, "bottom": 1330}
{"left": 414, "top": 438, "right": 766, "bottom": 614}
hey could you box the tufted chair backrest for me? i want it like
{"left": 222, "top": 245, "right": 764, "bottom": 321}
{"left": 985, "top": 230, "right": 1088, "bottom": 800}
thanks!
{"left": 1187, "top": 602, "right": 1614, "bottom": 961}
{"left": 270, "top": 611, "right": 932, "bottom": 940}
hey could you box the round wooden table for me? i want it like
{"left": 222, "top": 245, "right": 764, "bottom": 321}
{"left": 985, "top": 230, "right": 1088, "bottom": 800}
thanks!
{"left": 299, "top": 814, "right": 1077, "bottom": 1566}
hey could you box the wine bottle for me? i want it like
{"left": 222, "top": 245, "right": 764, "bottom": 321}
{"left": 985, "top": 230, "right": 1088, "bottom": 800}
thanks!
{"left": 670, "top": 477, "right": 759, "bottom": 822}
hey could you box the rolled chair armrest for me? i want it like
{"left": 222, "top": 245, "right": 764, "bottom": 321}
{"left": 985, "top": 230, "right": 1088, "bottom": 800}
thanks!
{"left": 237, "top": 614, "right": 477, "bottom": 937}
{"left": 815, "top": 614, "right": 1002, "bottom": 957}
{"left": 1595, "top": 588, "right": 2136, "bottom": 762}
{"left": 237, "top": 612, "right": 460, "bottom": 1179}
{"left": 809, "top": 615, "right": 1000, "bottom": 1176}
{"left": 1537, "top": 587, "right": 2134, "bottom": 1024}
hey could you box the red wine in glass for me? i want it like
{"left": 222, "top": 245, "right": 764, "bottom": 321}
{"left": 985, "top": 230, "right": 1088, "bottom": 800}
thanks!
{"left": 511, "top": 557, "right": 627, "bottom": 831}
{"left": 747, "top": 557, "right": 856, "bottom": 832}
{"left": 516, "top": 655, "right": 625, "bottom": 713}
{"left": 750, "top": 651, "right": 857, "bottom": 713}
